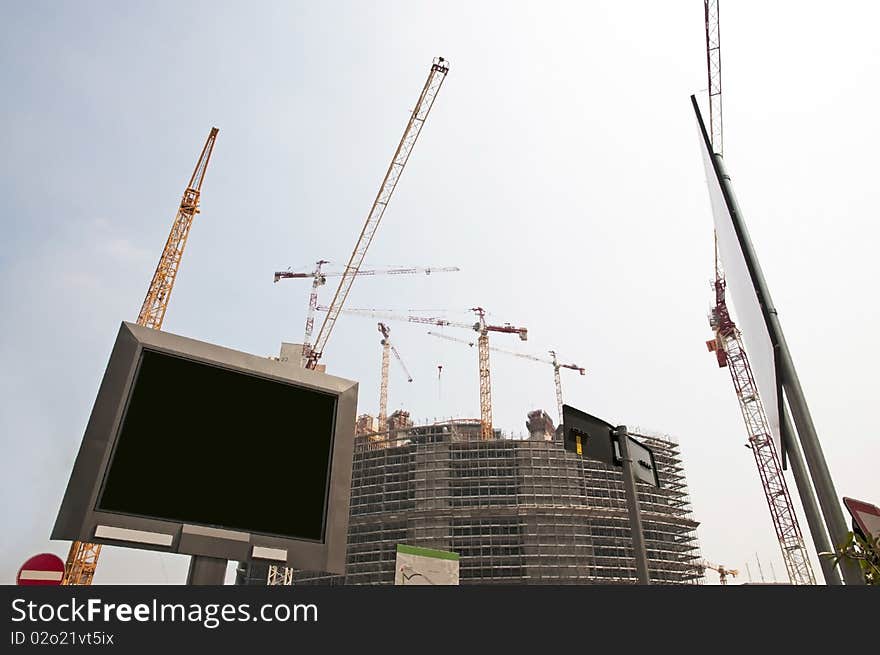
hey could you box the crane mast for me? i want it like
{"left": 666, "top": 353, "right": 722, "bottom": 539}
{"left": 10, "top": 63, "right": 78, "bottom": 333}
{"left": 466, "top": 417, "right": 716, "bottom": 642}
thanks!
{"left": 289, "top": 259, "right": 329, "bottom": 367}
{"left": 702, "top": 1, "right": 815, "bottom": 585}
{"left": 548, "top": 350, "right": 585, "bottom": 426}
{"left": 62, "top": 127, "right": 219, "bottom": 586}
{"left": 378, "top": 323, "right": 392, "bottom": 426}
{"left": 474, "top": 309, "right": 493, "bottom": 440}
{"left": 305, "top": 57, "right": 449, "bottom": 369}
{"left": 551, "top": 355, "right": 564, "bottom": 425}
{"left": 377, "top": 322, "right": 412, "bottom": 428}
{"left": 704, "top": 0, "right": 723, "bottom": 157}
{"left": 708, "top": 293, "right": 816, "bottom": 585}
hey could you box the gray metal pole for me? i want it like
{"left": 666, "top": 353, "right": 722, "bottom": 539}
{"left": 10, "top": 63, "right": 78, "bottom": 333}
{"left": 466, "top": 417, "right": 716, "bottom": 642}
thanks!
{"left": 616, "top": 426, "right": 650, "bottom": 584}
{"left": 713, "top": 153, "right": 863, "bottom": 585}
{"left": 782, "top": 410, "right": 841, "bottom": 585}
{"left": 187, "top": 555, "right": 227, "bottom": 585}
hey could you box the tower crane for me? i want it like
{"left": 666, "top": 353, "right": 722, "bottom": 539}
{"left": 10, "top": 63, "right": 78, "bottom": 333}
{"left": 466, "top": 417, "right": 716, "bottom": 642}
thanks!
{"left": 699, "top": 560, "right": 738, "bottom": 585}
{"left": 317, "top": 305, "right": 527, "bottom": 440}
{"left": 377, "top": 322, "right": 413, "bottom": 428}
{"left": 274, "top": 262, "right": 458, "bottom": 367}
{"left": 265, "top": 57, "right": 449, "bottom": 586}
{"left": 702, "top": 1, "right": 815, "bottom": 585}
{"left": 304, "top": 57, "right": 449, "bottom": 371}
{"left": 62, "top": 127, "right": 219, "bottom": 586}
{"left": 427, "top": 332, "right": 584, "bottom": 425}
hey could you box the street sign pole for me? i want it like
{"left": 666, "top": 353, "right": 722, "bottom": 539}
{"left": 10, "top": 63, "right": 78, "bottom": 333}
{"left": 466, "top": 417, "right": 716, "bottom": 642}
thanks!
{"left": 615, "top": 426, "right": 651, "bottom": 585}
{"left": 186, "top": 556, "right": 227, "bottom": 585}
{"left": 562, "top": 405, "right": 658, "bottom": 585}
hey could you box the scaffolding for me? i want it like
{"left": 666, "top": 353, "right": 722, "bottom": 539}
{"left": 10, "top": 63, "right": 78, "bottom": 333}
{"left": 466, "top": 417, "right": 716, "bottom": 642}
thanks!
{"left": 278, "top": 415, "right": 702, "bottom": 585}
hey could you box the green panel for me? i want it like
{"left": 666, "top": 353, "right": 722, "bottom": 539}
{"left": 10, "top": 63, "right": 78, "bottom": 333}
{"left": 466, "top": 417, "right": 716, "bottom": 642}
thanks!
{"left": 396, "top": 544, "right": 459, "bottom": 561}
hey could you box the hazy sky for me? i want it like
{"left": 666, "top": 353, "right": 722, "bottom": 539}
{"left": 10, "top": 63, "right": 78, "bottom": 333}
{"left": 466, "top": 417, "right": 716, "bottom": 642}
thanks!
{"left": 2, "top": 1, "right": 878, "bottom": 585}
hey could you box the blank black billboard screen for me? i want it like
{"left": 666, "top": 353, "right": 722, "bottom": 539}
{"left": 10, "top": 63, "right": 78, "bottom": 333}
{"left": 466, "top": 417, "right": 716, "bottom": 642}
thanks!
{"left": 97, "top": 349, "right": 337, "bottom": 541}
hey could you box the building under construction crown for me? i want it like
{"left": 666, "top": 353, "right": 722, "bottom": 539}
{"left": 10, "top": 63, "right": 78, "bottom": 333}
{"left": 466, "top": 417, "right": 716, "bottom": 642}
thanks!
{"left": 259, "top": 409, "right": 702, "bottom": 585}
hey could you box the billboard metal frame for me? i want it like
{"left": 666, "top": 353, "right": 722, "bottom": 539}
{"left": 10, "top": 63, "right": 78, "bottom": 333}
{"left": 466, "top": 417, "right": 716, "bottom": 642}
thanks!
{"left": 52, "top": 322, "right": 358, "bottom": 575}
{"left": 692, "top": 96, "right": 862, "bottom": 585}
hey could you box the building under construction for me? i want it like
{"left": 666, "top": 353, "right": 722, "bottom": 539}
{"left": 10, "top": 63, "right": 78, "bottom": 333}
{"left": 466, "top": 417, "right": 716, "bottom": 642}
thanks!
{"left": 247, "top": 410, "right": 702, "bottom": 585}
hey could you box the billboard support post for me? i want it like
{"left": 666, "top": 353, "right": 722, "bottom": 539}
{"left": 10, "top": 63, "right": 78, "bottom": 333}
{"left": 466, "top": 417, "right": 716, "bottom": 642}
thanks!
{"left": 615, "top": 426, "right": 651, "bottom": 585}
{"left": 710, "top": 149, "right": 863, "bottom": 586}
{"left": 187, "top": 555, "right": 227, "bottom": 585}
{"left": 782, "top": 410, "right": 841, "bottom": 585}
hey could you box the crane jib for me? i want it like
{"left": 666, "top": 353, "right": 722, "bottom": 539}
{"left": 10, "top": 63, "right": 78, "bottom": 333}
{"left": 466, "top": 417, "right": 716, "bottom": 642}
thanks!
{"left": 305, "top": 57, "right": 449, "bottom": 369}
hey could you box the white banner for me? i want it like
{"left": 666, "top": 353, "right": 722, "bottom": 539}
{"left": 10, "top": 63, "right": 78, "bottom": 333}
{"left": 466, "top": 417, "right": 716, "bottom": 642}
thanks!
{"left": 696, "top": 104, "right": 782, "bottom": 458}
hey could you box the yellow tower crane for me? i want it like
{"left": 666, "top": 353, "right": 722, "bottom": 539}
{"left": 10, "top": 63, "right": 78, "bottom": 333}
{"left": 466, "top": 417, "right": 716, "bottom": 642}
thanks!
{"left": 318, "top": 306, "right": 527, "bottom": 440}
{"left": 377, "top": 322, "right": 413, "bottom": 428}
{"left": 61, "top": 127, "right": 219, "bottom": 586}
{"left": 427, "top": 331, "right": 584, "bottom": 426}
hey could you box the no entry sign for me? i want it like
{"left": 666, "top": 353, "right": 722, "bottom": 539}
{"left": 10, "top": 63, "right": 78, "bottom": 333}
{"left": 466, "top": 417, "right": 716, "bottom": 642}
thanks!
{"left": 17, "top": 553, "right": 65, "bottom": 585}
{"left": 843, "top": 497, "right": 880, "bottom": 544}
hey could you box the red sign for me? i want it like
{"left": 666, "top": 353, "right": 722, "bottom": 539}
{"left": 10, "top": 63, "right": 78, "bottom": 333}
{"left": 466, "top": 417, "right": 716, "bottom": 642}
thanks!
{"left": 843, "top": 497, "right": 880, "bottom": 544}
{"left": 16, "top": 553, "right": 65, "bottom": 586}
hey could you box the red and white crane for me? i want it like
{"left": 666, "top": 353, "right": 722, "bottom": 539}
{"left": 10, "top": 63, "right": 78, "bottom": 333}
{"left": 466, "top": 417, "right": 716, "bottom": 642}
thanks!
{"left": 377, "top": 322, "right": 412, "bottom": 428}
{"left": 702, "top": 0, "right": 815, "bottom": 585}
{"left": 427, "top": 332, "right": 584, "bottom": 425}
{"left": 317, "top": 305, "right": 527, "bottom": 440}
{"left": 274, "top": 262, "right": 458, "bottom": 367}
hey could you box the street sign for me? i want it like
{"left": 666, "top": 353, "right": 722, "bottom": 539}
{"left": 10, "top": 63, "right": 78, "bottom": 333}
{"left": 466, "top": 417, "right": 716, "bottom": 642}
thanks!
{"left": 613, "top": 435, "right": 660, "bottom": 488}
{"left": 562, "top": 404, "right": 659, "bottom": 487}
{"left": 17, "top": 553, "right": 65, "bottom": 586}
{"left": 562, "top": 404, "right": 654, "bottom": 583}
{"left": 561, "top": 404, "right": 615, "bottom": 465}
{"left": 843, "top": 497, "right": 880, "bottom": 545}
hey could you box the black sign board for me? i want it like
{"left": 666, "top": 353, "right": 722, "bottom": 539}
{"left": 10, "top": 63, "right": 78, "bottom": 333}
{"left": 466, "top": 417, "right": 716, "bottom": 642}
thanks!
{"left": 613, "top": 435, "right": 660, "bottom": 487}
{"left": 52, "top": 322, "right": 359, "bottom": 575}
{"left": 561, "top": 404, "right": 616, "bottom": 466}
{"left": 562, "top": 404, "right": 659, "bottom": 488}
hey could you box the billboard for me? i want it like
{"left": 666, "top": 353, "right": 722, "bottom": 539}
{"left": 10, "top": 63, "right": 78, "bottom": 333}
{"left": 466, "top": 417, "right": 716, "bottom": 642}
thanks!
{"left": 693, "top": 96, "right": 784, "bottom": 461}
{"left": 394, "top": 545, "right": 459, "bottom": 585}
{"left": 52, "top": 322, "right": 358, "bottom": 574}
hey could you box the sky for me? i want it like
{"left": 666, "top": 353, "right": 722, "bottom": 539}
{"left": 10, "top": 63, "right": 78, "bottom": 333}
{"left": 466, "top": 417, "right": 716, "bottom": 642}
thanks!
{"left": 1, "top": 1, "right": 878, "bottom": 586}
